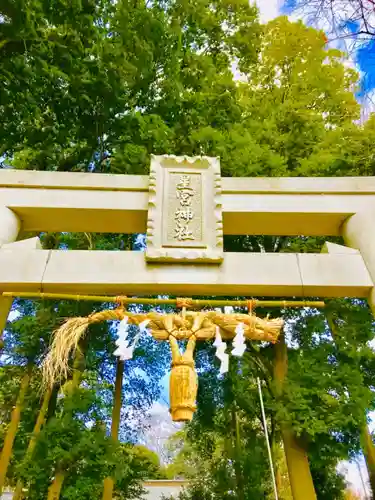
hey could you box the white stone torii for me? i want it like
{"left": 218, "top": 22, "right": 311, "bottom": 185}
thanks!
{"left": 1, "top": 157, "right": 375, "bottom": 500}
{"left": 0, "top": 161, "right": 374, "bottom": 312}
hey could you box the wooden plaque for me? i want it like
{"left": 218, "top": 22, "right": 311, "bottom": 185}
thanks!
{"left": 146, "top": 155, "right": 223, "bottom": 263}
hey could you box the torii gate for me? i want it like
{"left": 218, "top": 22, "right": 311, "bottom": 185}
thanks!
{"left": 0, "top": 155, "right": 375, "bottom": 500}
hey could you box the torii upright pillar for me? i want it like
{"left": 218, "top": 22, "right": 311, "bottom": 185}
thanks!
{"left": 342, "top": 211, "right": 375, "bottom": 315}
{"left": 342, "top": 211, "right": 375, "bottom": 494}
{"left": 0, "top": 206, "right": 20, "bottom": 343}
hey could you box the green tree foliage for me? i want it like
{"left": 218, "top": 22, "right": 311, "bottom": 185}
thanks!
{"left": 1, "top": 1, "right": 375, "bottom": 498}
{"left": 131, "top": 445, "right": 166, "bottom": 479}
{"left": 159, "top": 14, "right": 375, "bottom": 480}
{"left": 0, "top": 296, "right": 169, "bottom": 493}
{"left": 0, "top": 1, "right": 260, "bottom": 492}
{"left": 228, "top": 16, "right": 360, "bottom": 177}
{"left": 16, "top": 387, "right": 161, "bottom": 499}
{"left": 299, "top": 113, "right": 375, "bottom": 176}
{"left": 1, "top": 0, "right": 260, "bottom": 172}
{"left": 167, "top": 299, "right": 374, "bottom": 499}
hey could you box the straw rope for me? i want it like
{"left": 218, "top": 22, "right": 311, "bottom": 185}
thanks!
{"left": 42, "top": 308, "right": 283, "bottom": 389}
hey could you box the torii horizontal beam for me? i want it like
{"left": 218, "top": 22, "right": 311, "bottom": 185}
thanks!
{"left": 1, "top": 167, "right": 375, "bottom": 313}
{"left": 0, "top": 247, "right": 371, "bottom": 297}
{"left": 1, "top": 170, "right": 375, "bottom": 236}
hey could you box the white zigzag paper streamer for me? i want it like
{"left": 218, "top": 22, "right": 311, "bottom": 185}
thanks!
{"left": 214, "top": 326, "right": 229, "bottom": 374}
{"left": 231, "top": 322, "right": 246, "bottom": 357}
{"left": 114, "top": 318, "right": 151, "bottom": 361}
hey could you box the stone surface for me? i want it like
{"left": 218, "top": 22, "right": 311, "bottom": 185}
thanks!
{"left": 2, "top": 188, "right": 148, "bottom": 234}
{"left": 298, "top": 253, "right": 372, "bottom": 297}
{"left": 222, "top": 193, "right": 370, "bottom": 236}
{"left": 0, "top": 249, "right": 48, "bottom": 291}
{"left": 41, "top": 250, "right": 302, "bottom": 295}
{"left": 0, "top": 249, "right": 368, "bottom": 297}
{"left": 0, "top": 169, "right": 148, "bottom": 191}
{"left": 342, "top": 211, "right": 375, "bottom": 314}
{"left": 2, "top": 169, "right": 375, "bottom": 236}
{"left": 321, "top": 241, "right": 359, "bottom": 254}
{"left": 0, "top": 486, "right": 187, "bottom": 500}
{"left": 222, "top": 176, "right": 375, "bottom": 193}
{"left": 145, "top": 155, "right": 223, "bottom": 262}
{"left": 142, "top": 480, "right": 188, "bottom": 500}
{"left": 2, "top": 236, "right": 42, "bottom": 250}
{"left": 0, "top": 492, "right": 13, "bottom": 499}
{"left": 0, "top": 206, "right": 20, "bottom": 246}
{"left": 0, "top": 167, "right": 375, "bottom": 306}
{"left": 2, "top": 169, "right": 375, "bottom": 193}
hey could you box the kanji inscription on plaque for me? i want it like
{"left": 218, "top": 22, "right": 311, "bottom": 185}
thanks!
{"left": 170, "top": 173, "right": 201, "bottom": 243}
{"left": 146, "top": 155, "right": 223, "bottom": 263}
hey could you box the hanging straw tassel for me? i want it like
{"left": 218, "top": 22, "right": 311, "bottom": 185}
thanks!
{"left": 42, "top": 309, "right": 128, "bottom": 389}
{"left": 42, "top": 317, "right": 91, "bottom": 389}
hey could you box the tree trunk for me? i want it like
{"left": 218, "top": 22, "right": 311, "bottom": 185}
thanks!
{"left": 361, "top": 413, "right": 375, "bottom": 496}
{"left": 326, "top": 311, "right": 375, "bottom": 498}
{"left": 47, "top": 471, "right": 65, "bottom": 500}
{"left": 13, "top": 387, "right": 53, "bottom": 500}
{"left": 281, "top": 427, "right": 316, "bottom": 500}
{"left": 271, "top": 433, "right": 292, "bottom": 500}
{"left": 0, "top": 296, "right": 12, "bottom": 351}
{"left": 46, "top": 384, "right": 59, "bottom": 422}
{"left": 274, "top": 333, "right": 317, "bottom": 500}
{"left": 273, "top": 449, "right": 283, "bottom": 496}
{"left": 232, "top": 408, "right": 245, "bottom": 500}
{"left": 102, "top": 359, "right": 124, "bottom": 500}
{"left": 47, "top": 350, "right": 85, "bottom": 499}
{"left": 0, "top": 363, "right": 33, "bottom": 494}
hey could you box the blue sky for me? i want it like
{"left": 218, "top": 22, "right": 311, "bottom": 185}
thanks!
{"left": 357, "top": 39, "right": 375, "bottom": 95}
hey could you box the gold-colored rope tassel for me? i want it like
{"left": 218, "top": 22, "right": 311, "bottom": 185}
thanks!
{"left": 169, "top": 335, "right": 197, "bottom": 422}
